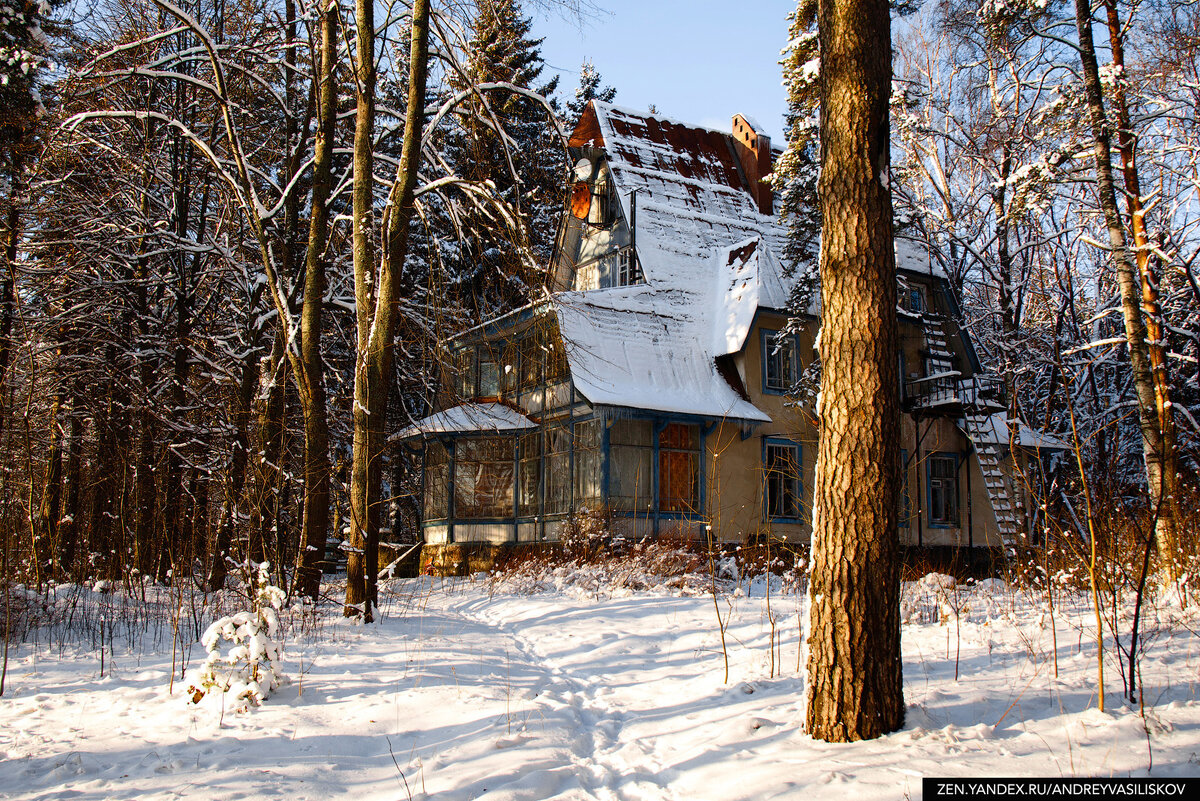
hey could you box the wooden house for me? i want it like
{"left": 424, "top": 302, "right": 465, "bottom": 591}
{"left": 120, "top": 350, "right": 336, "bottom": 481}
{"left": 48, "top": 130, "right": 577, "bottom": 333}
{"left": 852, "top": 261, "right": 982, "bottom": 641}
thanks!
{"left": 394, "top": 102, "right": 1064, "bottom": 555}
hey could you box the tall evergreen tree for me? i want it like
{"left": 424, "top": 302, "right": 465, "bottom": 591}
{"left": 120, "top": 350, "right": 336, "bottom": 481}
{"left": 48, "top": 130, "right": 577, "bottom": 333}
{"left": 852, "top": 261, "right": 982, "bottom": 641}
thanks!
{"left": 773, "top": 0, "right": 821, "bottom": 310}
{"left": 445, "top": 0, "right": 565, "bottom": 315}
{"left": 566, "top": 59, "right": 616, "bottom": 126}
{"left": 2, "top": 0, "right": 55, "bottom": 445}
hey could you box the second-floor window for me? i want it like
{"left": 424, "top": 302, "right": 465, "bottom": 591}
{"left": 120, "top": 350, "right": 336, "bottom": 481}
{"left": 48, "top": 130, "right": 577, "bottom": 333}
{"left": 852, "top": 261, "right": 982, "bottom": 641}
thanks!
{"left": 478, "top": 355, "right": 500, "bottom": 399}
{"left": 899, "top": 286, "right": 924, "bottom": 313}
{"left": 928, "top": 453, "right": 959, "bottom": 527}
{"left": 762, "top": 330, "right": 797, "bottom": 393}
{"left": 588, "top": 170, "right": 617, "bottom": 228}
{"left": 456, "top": 328, "right": 568, "bottom": 401}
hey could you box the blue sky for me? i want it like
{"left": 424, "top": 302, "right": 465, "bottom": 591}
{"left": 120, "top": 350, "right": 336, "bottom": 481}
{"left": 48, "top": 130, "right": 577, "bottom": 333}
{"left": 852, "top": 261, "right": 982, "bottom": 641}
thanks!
{"left": 530, "top": 0, "right": 794, "bottom": 143}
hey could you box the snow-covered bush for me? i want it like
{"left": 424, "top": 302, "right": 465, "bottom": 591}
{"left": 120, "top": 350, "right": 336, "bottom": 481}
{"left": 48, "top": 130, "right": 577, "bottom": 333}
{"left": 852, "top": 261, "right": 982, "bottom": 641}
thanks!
{"left": 188, "top": 563, "right": 287, "bottom": 708}
{"left": 560, "top": 506, "right": 612, "bottom": 562}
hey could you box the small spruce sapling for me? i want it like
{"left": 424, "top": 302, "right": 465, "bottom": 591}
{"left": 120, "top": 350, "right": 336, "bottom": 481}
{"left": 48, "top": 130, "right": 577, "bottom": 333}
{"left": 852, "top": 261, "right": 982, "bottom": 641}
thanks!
{"left": 188, "top": 563, "right": 288, "bottom": 708}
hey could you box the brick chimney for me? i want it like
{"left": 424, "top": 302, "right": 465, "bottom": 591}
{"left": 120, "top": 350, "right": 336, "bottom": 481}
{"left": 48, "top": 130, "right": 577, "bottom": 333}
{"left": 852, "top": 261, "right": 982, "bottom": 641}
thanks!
{"left": 731, "top": 114, "right": 773, "bottom": 215}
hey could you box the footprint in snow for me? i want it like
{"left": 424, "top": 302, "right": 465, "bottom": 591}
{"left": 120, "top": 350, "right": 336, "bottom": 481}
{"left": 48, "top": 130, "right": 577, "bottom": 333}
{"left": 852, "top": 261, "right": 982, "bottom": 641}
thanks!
{"left": 494, "top": 733, "right": 532, "bottom": 749}
{"left": 743, "top": 717, "right": 776, "bottom": 734}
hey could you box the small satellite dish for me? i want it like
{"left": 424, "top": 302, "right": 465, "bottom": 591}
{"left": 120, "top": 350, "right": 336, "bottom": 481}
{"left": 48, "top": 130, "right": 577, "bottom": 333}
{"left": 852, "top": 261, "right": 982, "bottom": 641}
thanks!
{"left": 573, "top": 156, "right": 594, "bottom": 182}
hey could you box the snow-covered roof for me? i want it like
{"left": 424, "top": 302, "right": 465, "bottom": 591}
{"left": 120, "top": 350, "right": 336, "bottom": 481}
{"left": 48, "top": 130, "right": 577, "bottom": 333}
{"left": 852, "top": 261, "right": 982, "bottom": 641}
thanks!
{"left": 553, "top": 288, "right": 771, "bottom": 424}
{"left": 714, "top": 238, "right": 762, "bottom": 357}
{"left": 543, "top": 102, "right": 952, "bottom": 422}
{"left": 895, "top": 237, "right": 947, "bottom": 279}
{"left": 582, "top": 102, "right": 791, "bottom": 301}
{"left": 392, "top": 403, "right": 537, "bottom": 442}
{"left": 962, "top": 413, "right": 1070, "bottom": 452}
{"left": 738, "top": 115, "right": 767, "bottom": 135}
{"left": 551, "top": 103, "right": 797, "bottom": 421}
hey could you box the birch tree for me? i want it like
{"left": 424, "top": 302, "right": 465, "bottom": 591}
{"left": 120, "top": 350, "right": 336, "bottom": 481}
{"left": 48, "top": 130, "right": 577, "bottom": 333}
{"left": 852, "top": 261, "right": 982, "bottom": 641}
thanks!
{"left": 1072, "top": 0, "right": 1185, "bottom": 573}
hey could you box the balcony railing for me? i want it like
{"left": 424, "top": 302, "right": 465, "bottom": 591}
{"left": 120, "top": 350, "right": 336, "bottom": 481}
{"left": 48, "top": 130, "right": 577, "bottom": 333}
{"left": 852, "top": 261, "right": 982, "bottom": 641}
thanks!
{"left": 905, "top": 373, "right": 1005, "bottom": 411}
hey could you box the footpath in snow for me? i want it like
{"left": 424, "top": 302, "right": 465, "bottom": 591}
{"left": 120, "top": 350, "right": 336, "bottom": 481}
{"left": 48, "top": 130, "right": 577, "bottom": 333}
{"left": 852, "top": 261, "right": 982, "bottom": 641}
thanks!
{"left": 2, "top": 572, "right": 1200, "bottom": 800}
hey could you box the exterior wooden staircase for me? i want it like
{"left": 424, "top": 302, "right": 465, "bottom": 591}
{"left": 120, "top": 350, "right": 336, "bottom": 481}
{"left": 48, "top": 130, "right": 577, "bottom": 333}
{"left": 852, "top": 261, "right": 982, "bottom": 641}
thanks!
{"left": 910, "top": 313, "right": 1023, "bottom": 546}
{"left": 961, "top": 411, "right": 1020, "bottom": 547}
{"left": 925, "top": 317, "right": 1021, "bottom": 546}
{"left": 923, "top": 319, "right": 956, "bottom": 378}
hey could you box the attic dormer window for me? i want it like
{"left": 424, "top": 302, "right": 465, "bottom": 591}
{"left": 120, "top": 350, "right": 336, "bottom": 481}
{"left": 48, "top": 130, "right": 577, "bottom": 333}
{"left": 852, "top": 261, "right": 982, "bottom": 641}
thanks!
{"left": 762, "top": 330, "right": 797, "bottom": 394}
{"left": 588, "top": 169, "right": 617, "bottom": 229}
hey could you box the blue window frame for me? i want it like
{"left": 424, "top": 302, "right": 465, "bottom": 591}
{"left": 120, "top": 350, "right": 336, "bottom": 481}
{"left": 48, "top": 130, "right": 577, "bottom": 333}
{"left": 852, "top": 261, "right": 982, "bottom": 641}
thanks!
{"left": 926, "top": 452, "right": 959, "bottom": 528}
{"left": 761, "top": 329, "right": 797, "bottom": 394}
{"left": 763, "top": 437, "right": 802, "bottom": 521}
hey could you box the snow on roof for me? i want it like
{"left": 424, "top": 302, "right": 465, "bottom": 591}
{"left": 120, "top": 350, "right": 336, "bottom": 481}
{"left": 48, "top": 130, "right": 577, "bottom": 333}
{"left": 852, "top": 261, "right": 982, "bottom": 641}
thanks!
{"left": 543, "top": 103, "right": 953, "bottom": 422}
{"left": 554, "top": 103, "right": 795, "bottom": 420}
{"left": 391, "top": 403, "right": 536, "bottom": 442}
{"left": 714, "top": 238, "right": 761, "bottom": 357}
{"left": 895, "top": 236, "right": 947, "bottom": 279}
{"left": 553, "top": 289, "right": 771, "bottom": 424}
{"left": 588, "top": 102, "right": 790, "bottom": 270}
{"left": 738, "top": 115, "right": 767, "bottom": 135}
{"left": 963, "top": 413, "right": 1070, "bottom": 452}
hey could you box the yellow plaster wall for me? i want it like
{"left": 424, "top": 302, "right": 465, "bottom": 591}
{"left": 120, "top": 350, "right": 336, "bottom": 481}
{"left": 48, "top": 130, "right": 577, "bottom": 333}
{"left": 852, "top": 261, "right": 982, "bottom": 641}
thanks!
{"left": 709, "top": 310, "right": 1005, "bottom": 548}
{"left": 705, "top": 311, "right": 816, "bottom": 543}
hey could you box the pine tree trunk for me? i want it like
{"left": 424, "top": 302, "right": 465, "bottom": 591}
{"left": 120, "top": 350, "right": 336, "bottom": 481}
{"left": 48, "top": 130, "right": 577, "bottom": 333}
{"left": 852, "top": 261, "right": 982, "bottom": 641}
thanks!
{"left": 346, "top": 0, "right": 431, "bottom": 620}
{"left": 1073, "top": 0, "right": 1180, "bottom": 575}
{"left": 806, "top": 0, "right": 905, "bottom": 742}
{"left": 293, "top": 0, "right": 338, "bottom": 601}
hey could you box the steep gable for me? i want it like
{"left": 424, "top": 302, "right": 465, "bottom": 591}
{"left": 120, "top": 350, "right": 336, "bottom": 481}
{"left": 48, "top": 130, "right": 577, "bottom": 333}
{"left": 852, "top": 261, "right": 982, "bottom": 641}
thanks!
{"left": 550, "top": 103, "right": 798, "bottom": 421}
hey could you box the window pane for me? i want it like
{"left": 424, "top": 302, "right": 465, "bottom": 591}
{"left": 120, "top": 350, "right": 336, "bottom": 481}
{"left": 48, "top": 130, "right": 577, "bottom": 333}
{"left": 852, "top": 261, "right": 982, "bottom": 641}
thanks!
{"left": 611, "top": 419, "right": 652, "bottom": 447}
{"left": 929, "top": 455, "right": 957, "bottom": 525}
{"left": 612, "top": 419, "right": 652, "bottom": 511}
{"left": 765, "top": 442, "right": 800, "bottom": 519}
{"left": 660, "top": 451, "right": 698, "bottom": 512}
{"left": 574, "top": 420, "right": 602, "bottom": 508}
{"left": 764, "top": 332, "right": 795, "bottom": 391}
{"left": 455, "top": 348, "right": 474, "bottom": 398}
{"left": 520, "top": 335, "right": 542, "bottom": 388}
{"left": 518, "top": 432, "right": 541, "bottom": 517}
{"left": 424, "top": 442, "right": 449, "bottom": 521}
{"left": 501, "top": 339, "right": 519, "bottom": 394}
{"left": 544, "top": 424, "right": 572, "bottom": 514}
{"left": 453, "top": 438, "right": 515, "bottom": 519}
{"left": 612, "top": 444, "right": 652, "bottom": 511}
{"left": 479, "top": 358, "right": 500, "bottom": 398}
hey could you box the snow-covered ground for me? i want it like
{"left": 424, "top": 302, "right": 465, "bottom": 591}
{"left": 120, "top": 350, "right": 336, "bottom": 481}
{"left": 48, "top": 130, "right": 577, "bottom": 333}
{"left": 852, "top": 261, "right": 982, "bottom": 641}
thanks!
{"left": 3, "top": 569, "right": 1200, "bottom": 800}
